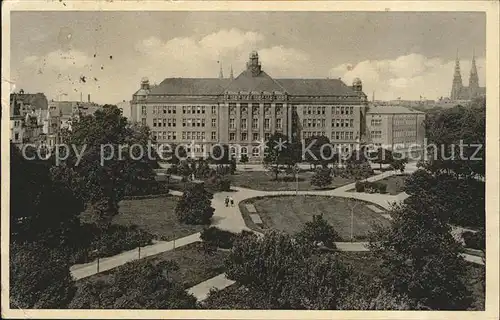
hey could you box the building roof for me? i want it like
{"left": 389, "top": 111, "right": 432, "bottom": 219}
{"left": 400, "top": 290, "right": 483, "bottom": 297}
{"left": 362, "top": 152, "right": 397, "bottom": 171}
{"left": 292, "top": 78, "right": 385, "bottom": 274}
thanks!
{"left": 149, "top": 78, "right": 231, "bottom": 96}
{"left": 367, "top": 105, "right": 424, "bottom": 114}
{"left": 144, "top": 76, "right": 361, "bottom": 97}
{"left": 224, "top": 70, "right": 286, "bottom": 93}
{"left": 276, "top": 78, "right": 360, "bottom": 96}
{"left": 10, "top": 92, "right": 48, "bottom": 110}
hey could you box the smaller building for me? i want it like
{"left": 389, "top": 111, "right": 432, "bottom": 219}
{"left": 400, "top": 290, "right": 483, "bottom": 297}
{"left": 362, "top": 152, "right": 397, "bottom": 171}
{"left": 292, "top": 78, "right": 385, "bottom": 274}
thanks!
{"left": 366, "top": 105, "right": 426, "bottom": 157}
{"left": 117, "top": 100, "right": 132, "bottom": 119}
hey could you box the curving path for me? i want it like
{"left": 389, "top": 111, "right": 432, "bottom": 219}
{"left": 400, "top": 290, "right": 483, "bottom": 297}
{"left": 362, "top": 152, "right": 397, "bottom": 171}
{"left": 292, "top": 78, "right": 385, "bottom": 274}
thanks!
{"left": 71, "top": 161, "right": 483, "bottom": 287}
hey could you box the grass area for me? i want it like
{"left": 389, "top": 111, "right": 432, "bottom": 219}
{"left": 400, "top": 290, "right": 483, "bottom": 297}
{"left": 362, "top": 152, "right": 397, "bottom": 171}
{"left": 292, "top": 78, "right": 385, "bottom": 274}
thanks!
{"left": 76, "top": 241, "right": 228, "bottom": 290}
{"left": 239, "top": 195, "right": 389, "bottom": 240}
{"left": 114, "top": 196, "right": 204, "bottom": 241}
{"left": 229, "top": 171, "right": 354, "bottom": 191}
{"left": 377, "top": 174, "right": 409, "bottom": 195}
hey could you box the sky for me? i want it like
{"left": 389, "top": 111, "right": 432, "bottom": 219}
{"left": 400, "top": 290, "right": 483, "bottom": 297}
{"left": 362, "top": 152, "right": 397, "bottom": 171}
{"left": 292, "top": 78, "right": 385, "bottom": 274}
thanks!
{"left": 10, "top": 11, "right": 486, "bottom": 104}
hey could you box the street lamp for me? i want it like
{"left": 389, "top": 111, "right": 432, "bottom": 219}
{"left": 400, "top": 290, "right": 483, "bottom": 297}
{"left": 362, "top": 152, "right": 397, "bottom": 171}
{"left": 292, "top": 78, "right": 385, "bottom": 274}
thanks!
{"left": 293, "top": 164, "right": 300, "bottom": 196}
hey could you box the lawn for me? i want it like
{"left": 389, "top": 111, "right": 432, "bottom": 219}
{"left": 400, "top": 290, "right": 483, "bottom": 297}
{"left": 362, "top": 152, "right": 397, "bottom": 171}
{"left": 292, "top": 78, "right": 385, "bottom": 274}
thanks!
{"left": 230, "top": 171, "right": 354, "bottom": 191}
{"left": 239, "top": 195, "right": 389, "bottom": 240}
{"left": 377, "top": 174, "right": 409, "bottom": 195}
{"left": 76, "top": 241, "right": 229, "bottom": 290}
{"left": 114, "top": 196, "right": 204, "bottom": 241}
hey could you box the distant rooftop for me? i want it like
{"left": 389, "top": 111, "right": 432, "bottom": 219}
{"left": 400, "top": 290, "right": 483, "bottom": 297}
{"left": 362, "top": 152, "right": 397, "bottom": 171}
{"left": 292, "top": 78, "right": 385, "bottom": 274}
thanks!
{"left": 368, "top": 105, "right": 424, "bottom": 114}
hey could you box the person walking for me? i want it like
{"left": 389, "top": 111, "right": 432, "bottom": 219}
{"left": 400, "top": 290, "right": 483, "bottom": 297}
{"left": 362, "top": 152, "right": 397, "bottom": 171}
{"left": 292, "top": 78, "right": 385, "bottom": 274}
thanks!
{"left": 224, "top": 196, "right": 229, "bottom": 207}
{"left": 230, "top": 197, "right": 234, "bottom": 207}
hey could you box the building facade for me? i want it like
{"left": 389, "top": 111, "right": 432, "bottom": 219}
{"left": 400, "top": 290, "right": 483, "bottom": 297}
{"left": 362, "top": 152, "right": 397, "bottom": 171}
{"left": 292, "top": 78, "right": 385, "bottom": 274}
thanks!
{"left": 366, "top": 105, "right": 426, "bottom": 157}
{"left": 131, "top": 51, "right": 368, "bottom": 160}
{"left": 450, "top": 53, "right": 485, "bottom": 100}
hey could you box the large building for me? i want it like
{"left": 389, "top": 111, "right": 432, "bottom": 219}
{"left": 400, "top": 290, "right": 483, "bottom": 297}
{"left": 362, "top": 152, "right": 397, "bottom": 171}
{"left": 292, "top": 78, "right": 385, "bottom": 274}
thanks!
{"left": 366, "top": 105, "right": 426, "bottom": 156}
{"left": 450, "top": 53, "right": 485, "bottom": 101}
{"left": 131, "top": 51, "right": 368, "bottom": 160}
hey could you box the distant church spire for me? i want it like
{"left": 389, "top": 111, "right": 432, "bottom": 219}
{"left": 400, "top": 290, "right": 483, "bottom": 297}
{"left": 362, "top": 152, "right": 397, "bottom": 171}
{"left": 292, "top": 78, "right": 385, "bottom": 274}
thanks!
{"left": 219, "top": 61, "right": 224, "bottom": 79}
{"left": 469, "top": 49, "right": 479, "bottom": 89}
{"left": 450, "top": 49, "right": 463, "bottom": 100}
{"left": 230, "top": 65, "right": 234, "bottom": 80}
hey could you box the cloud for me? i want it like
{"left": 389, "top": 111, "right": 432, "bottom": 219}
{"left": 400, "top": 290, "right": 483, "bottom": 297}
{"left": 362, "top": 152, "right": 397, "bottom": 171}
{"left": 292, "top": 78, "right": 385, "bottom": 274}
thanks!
{"left": 134, "top": 28, "right": 310, "bottom": 82}
{"left": 330, "top": 53, "right": 485, "bottom": 100}
{"left": 23, "top": 49, "right": 92, "bottom": 71}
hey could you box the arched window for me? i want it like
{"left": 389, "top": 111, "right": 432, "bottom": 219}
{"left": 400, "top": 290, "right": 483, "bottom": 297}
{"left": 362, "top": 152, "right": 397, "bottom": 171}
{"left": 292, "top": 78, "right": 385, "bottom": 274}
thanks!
{"left": 230, "top": 147, "right": 237, "bottom": 157}
{"left": 241, "top": 147, "right": 248, "bottom": 155}
{"left": 252, "top": 147, "right": 260, "bottom": 157}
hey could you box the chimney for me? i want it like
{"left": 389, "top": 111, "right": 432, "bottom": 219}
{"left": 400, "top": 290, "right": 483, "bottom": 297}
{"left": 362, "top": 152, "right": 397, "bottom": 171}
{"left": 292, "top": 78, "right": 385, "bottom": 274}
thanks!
{"left": 88, "top": 94, "right": 90, "bottom": 103}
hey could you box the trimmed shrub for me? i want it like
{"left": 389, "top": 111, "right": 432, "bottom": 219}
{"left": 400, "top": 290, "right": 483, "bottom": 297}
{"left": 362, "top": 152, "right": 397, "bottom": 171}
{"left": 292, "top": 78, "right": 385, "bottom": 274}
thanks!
{"left": 206, "top": 175, "right": 231, "bottom": 192}
{"left": 355, "top": 181, "right": 365, "bottom": 192}
{"left": 200, "top": 226, "right": 237, "bottom": 249}
{"left": 175, "top": 183, "right": 214, "bottom": 225}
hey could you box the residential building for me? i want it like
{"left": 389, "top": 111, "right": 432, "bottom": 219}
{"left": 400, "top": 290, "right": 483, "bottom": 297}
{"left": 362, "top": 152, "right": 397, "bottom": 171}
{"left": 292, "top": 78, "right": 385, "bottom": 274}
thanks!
{"left": 131, "top": 51, "right": 368, "bottom": 160}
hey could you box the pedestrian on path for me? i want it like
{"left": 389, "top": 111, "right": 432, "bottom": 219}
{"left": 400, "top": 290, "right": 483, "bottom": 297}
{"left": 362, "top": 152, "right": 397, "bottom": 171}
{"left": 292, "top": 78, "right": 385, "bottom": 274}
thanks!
{"left": 230, "top": 197, "right": 234, "bottom": 207}
{"left": 224, "top": 196, "right": 229, "bottom": 207}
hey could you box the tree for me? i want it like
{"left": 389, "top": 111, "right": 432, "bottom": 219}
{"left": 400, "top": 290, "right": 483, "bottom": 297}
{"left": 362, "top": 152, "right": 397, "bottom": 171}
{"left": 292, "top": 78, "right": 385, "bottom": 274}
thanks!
{"left": 423, "top": 102, "right": 485, "bottom": 178}
{"left": 303, "top": 135, "right": 335, "bottom": 168}
{"left": 369, "top": 195, "right": 473, "bottom": 310}
{"left": 263, "top": 132, "right": 301, "bottom": 180}
{"left": 54, "top": 105, "right": 158, "bottom": 228}
{"left": 225, "top": 230, "right": 352, "bottom": 309}
{"left": 240, "top": 154, "right": 249, "bottom": 164}
{"left": 296, "top": 214, "right": 340, "bottom": 248}
{"left": 175, "top": 182, "right": 214, "bottom": 224}
{"left": 310, "top": 168, "right": 333, "bottom": 189}
{"left": 344, "top": 145, "right": 374, "bottom": 180}
{"left": 10, "top": 242, "right": 76, "bottom": 308}
{"left": 69, "top": 260, "right": 197, "bottom": 309}
{"left": 371, "top": 148, "right": 393, "bottom": 170}
{"left": 390, "top": 157, "right": 408, "bottom": 173}
{"left": 10, "top": 144, "right": 84, "bottom": 245}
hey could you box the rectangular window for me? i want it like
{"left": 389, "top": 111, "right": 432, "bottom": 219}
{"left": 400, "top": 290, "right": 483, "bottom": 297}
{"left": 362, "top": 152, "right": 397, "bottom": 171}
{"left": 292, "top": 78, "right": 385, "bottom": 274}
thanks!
{"left": 253, "top": 133, "right": 259, "bottom": 141}
{"left": 201, "top": 119, "right": 205, "bottom": 127}
{"left": 229, "top": 119, "right": 235, "bottom": 129}
{"left": 252, "top": 118, "right": 258, "bottom": 129}
{"left": 182, "top": 132, "right": 186, "bottom": 140}
{"left": 141, "top": 106, "right": 147, "bottom": 115}
{"left": 265, "top": 133, "right": 271, "bottom": 141}
{"left": 350, "top": 107, "right": 354, "bottom": 115}
{"left": 229, "top": 132, "right": 236, "bottom": 141}
{"left": 212, "top": 118, "right": 216, "bottom": 127}
{"left": 264, "top": 118, "right": 270, "bottom": 130}
{"left": 241, "top": 119, "right": 247, "bottom": 130}
{"left": 322, "top": 106, "right": 326, "bottom": 115}
{"left": 212, "top": 132, "right": 217, "bottom": 140}
{"left": 153, "top": 119, "right": 157, "bottom": 127}
{"left": 276, "top": 118, "right": 282, "bottom": 129}
{"left": 321, "top": 119, "right": 326, "bottom": 127}
{"left": 241, "top": 132, "right": 247, "bottom": 141}
{"left": 162, "top": 119, "right": 167, "bottom": 127}
{"left": 212, "top": 106, "right": 217, "bottom": 114}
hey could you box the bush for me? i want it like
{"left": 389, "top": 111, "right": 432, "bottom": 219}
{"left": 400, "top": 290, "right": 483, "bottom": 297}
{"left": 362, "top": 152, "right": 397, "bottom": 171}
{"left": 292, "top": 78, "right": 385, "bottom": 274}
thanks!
{"left": 355, "top": 181, "right": 365, "bottom": 192}
{"left": 462, "top": 229, "right": 485, "bottom": 251}
{"left": 206, "top": 175, "right": 231, "bottom": 192}
{"left": 296, "top": 214, "right": 340, "bottom": 248}
{"left": 354, "top": 181, "right": 387, "bottom": 194}
{"left": 200, "top": 226, "right": 237, "bottom": 249}
{"left": 175, "top": 183, "right": 214, "bottom": 224}
{"left": 68, "top": 224, "right": 154, "bottom": 264}
{"left": 124, "top": 180, "right": 169, "bottom": 197}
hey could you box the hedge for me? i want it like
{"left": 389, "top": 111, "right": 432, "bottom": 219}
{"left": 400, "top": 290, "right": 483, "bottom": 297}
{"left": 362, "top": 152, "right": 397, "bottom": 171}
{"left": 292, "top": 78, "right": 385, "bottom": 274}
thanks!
{"left": 355, "top": 181, "right": 387, "bottom": 194}
{"left": 200, "top": 227, "right": 254, "bottom": 249}
{"left": 69, "top": 224, "right": 154, "bottom": 264}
